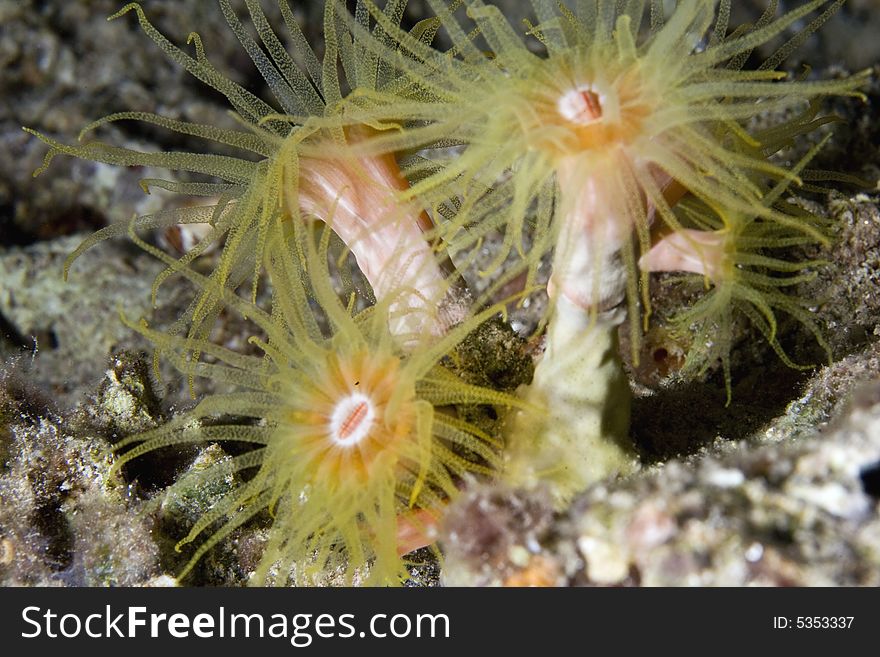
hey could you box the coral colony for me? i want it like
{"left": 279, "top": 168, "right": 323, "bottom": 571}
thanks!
{"left": 26, "top": 0, "right": 869, "bottom": 584}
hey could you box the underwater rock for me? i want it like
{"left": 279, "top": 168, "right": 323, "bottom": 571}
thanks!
{"left": 443, "top": 376, "right": 880, "bottom": 586}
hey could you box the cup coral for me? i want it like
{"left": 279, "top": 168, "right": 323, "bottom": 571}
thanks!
{"left": 340, "top": 0, "right": 868, "bottom": 325}
{"left": 113, "top": 216, "right": 519, "bottom": 585}
{"left": 334, "top": 0, "right": 868, "bottom": 497}
{"left": 25, "top": 0, "right": 458, "bottom": 346}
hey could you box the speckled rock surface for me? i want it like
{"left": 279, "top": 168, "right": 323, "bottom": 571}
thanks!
{"left": 0, "top": 235, "right": 193, "bottom": 408}
{"left": 442, "top": 379, "right": 880, "bottom": 586}
{"left": 0, "top": 361, "right": 161, "bottom": 586}
{"left": 1, "top": 0, "right": 316, "bottom": 242}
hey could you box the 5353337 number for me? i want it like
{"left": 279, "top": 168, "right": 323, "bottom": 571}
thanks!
{"left": 773, "top": 616, "right": 854, "bottom": 629}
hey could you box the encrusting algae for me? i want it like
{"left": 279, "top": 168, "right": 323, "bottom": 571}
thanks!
{"left": 21, "top": 0, "right": 873, "bottom": 583}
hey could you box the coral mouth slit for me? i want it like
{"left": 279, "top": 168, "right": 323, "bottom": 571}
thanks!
{"left": 330, "top": 392, "right": 375, "bottom": 446}
{"left": 557, "top": 85, "right": 604, "bottom": 125}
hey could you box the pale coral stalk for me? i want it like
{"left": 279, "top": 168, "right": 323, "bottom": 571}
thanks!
{"left": 296, "top": 146, "right": 462, "bottom": 343}
{"left": 505, "top": 160, "right": 640, "bottom": 502}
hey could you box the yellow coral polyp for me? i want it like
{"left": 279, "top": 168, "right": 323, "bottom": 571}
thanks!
{"left": 110, "top": 212, "right": 518, "bottom": 586}
{"left": 341, "top": 0, "right": 868, "bottom": 322}
{"left": 20, "top": 0, "right": 873, "bottom": 582}
{"left": 25, "top": 0, "right": 453, "bottom": 347}
{"left": 653, "top": 135, "right": 839, "bottom": 403}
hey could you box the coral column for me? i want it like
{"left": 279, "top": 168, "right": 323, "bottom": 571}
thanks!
{"left": 504, "top": 164, "right": 639, "bottom": 503}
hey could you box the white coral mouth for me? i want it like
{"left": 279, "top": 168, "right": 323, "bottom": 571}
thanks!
{"left": 557, "top": 85, "right": 604, "bottom": 125}
{"left": 329, "top": 392, "right": 375, "bottom": 447}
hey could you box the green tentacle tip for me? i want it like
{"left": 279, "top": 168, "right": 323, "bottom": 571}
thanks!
{"left": 21, "top": 127, "right": 52, "bottom": 177}
{"left": 108, "top": 3, "right": 141, "bottom": 22}
{"left": 186, "top": 32, "right": 207, "bottom": 60}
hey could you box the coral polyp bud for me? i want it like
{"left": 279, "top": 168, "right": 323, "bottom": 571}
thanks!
{"left": 640, "top": 229, "right": 730, "bottom": 281}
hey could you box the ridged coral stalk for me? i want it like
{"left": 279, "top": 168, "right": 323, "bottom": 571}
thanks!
{"left": 504, "top": 161, "right": 638, "bottom": 502}
{"left": 295, "top": 140, "right": 465, "bottom": 343}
